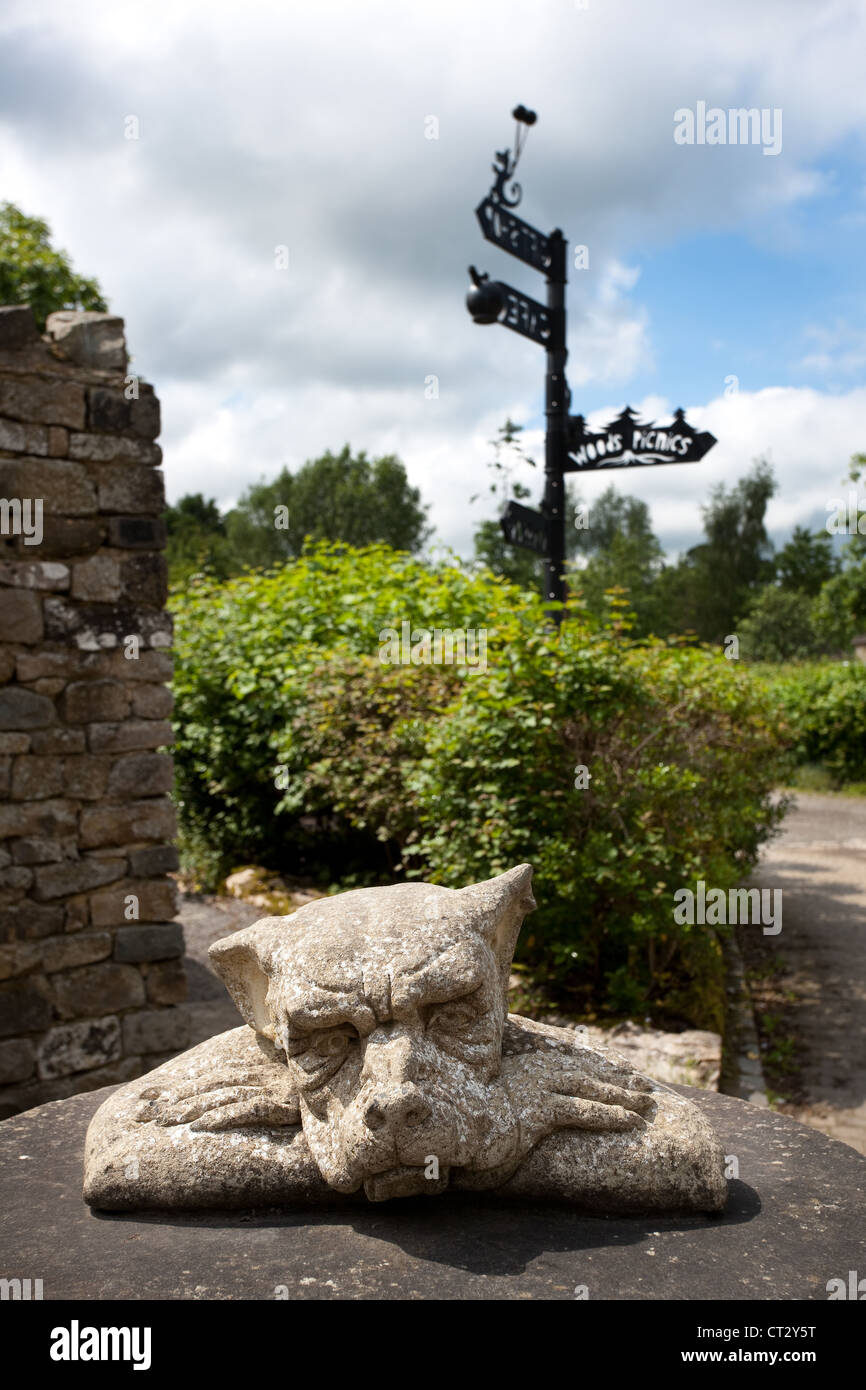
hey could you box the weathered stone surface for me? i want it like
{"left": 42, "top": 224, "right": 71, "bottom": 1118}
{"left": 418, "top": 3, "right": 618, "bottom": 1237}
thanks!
{"left": 144, "top": 958, "right": 187, "bottom": 1005}
{"left": 121, "top": 1007, "right": 189, "bottom": 1056}
{"left": 0, "top": 590, "right": 43, "bottom": 644}
{"left": 0, "top": 415, "right": 50, "bottom": 455}
{"left": 29, "top": 726, "right": 86, "bottom": 755}
{"left": 0, "top": 981, "right": 52, "bottom": 1036}
{"left": 69, "top": 431, "right": 161, "bottom": 466}
{"left": 43, "top": 598, "right": 172, "bottom": 651}
{"left": 36, "top": 1014, "right": 122, "bottom": 1079}
{"left": 119, "top": 553, "right": 168, "bottom": 607}
{"left": 70, "top": 555, "right": 121, "bottom": 603}
{"left": 10, "top": 837, "right": 65, "bottom": 864}
{"left": 41, "top": 932, "right": 113, "bottom": 973}
{"left": 106, "top": 515, "right": 167, "bottom": 550}
{"left": 1, "top": 313, "right": 176, "bottom": 1116}
{"left": 0, "top": 459, "right": 97, "bottom": 515}
{"left": 0, "top": 899, "right": 65, "bottom": 941}
{"left": 6, "top": 516, "right": 104, "bottom": 558}
{"left": 10, "top": 755, "right": 64, "bottom": 800}
{"left": 60, "top": 679, "right": 128, "bottom": 723}
{"left": 0, "top": 798, "right": 76, "bottom": 839}
{"left": 127, "top": 844, "right": 178, "bottom": 876}
{"left": 30, "top": 677, "right": 66, "bottom": 698}
{"left": 15, "top": 651, "right": 84, "bottom": 682}
{"left": 51, "top": 962, "right": 145, "bottom": 1020}
{"left": 0, "top": 733, "right": 30, "bottom": 754}
{"left": 45, "top": 311, "right": 127, "bottom": 371}
{"left": 0, "top": 1055, "right": 142, "bottom": 1116}
{"left": 0, "top": 1036, "right": 35, "bottom": 1083}
{"left": 64, "top": 894, "right": 90, "bottom": 932}
{"left": 106, "top": 752, "right": 173, "bottom": 798}
{"left": 32, "top": 856, "right": 124, "bottom": 901}
{"left": 0, "top": 687, "right": 55, "bottom": 730}
{"left": 61, "top": 755, "right": 110, "bottom": 800}
{"left": 89, "top": 876, "right": 178, "bottom": 926}
{"left": 78, "top": 798, "right": 176, "bottom": 848}
{"left": 87, "top": 718, "right": 172, "bottom": 753}
{"left": 92, "top": 463, "right": 165, "bottom": 515}
{"left": 0, "top": 560, "right": 70, "bottom": 590}
{"left": 47, "top": 425, "right": 69, "bottom": 456}
{"left": 0, "top": 374, "right": 86, "bottom": 429}
{"left": 114, "top": 923, "right": 184, "bottom": 963}
{"left": 0, "top": 865, "right": 32, "bottom": 893}
{"left": 12, "top": 1084, "right": 859, "bottom": 1301}
{"left": 84, "top": 868, "right": 728, "bottom": 1215}
{"left": 0, "top": 940, "right": 41, "bottom": 978}
{"left": 0, "top": 305, "right": 39, "bottom": 350}
{"left": 88, "top": 386, "right": 160, "bottom": 440}
{"left": 128, "top": 683, "right": 173, "bottom": 719}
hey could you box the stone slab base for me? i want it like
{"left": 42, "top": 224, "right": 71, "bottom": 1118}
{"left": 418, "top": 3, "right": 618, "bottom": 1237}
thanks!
{"left": 1, "top": 1084, "right": 863, "bottom": 1300}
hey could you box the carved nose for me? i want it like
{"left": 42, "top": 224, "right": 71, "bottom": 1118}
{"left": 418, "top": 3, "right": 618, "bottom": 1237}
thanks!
{"left": 363, "top": 1085, "right": 431, "bottom": 1133}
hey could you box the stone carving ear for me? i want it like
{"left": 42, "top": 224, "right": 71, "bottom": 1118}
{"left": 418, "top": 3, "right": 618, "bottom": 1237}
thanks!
{"left": 457, "top": 864, "right": 536, "bottom": 1003}
{"left": 208, "top": 919, "right": 282, "bottom": 1038}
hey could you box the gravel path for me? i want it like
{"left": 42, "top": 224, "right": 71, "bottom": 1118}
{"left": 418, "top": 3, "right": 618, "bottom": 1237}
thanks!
{"left": 751, "top": 793, "right": 866, "bottom": 1155}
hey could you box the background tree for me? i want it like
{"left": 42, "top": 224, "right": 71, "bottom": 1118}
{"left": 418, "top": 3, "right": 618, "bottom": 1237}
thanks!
{"left": 165, "top": 494, "right": 232, "bottom": 587}
{"left": 224, "top": 446, "right": 430, "bottom": 569}
{"left": 0, "top": 201, "right": 107, "bottom": 330}
{"left": 738, "top": 587, "right": 825, "bottom": 662}
{"left": 166, "top": 447, "right": 430, "bottom": 586}
{"left": 471, "top": 419, "right": 544, "bottom": 588}
{"left": 567, "top": 486, "right": 665, "bottom": 635}
{"left": 809, "top": 453, "right": 866, "bottom": 652}
{"left": 775, "top": 525, "right": 839, "bottom": 595}
{"left": 662, "top": 458, "right": 777, "bottom": 643}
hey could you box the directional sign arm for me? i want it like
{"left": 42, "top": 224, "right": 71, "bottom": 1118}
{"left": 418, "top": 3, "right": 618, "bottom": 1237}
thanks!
{"left": 497, "top": 282, "right": 554, "bottom": 347}
{"left": 475, "top": 198, "right": 552, "bottom": 273}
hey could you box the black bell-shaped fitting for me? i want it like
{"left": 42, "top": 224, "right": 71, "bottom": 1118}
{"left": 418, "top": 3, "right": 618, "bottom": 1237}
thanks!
{"left": 466, "top": 268, "right": 505, "bottom": 325}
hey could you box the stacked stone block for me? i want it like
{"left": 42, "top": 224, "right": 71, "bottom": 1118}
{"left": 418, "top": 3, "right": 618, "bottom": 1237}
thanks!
{"left": 0, "top": 304, "right": 187, "bottom": 1117}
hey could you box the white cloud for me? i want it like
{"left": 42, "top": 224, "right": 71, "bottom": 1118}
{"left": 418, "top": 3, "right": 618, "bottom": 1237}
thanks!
{"left": 0, "top": 0, "right": 864, "bottom": 560}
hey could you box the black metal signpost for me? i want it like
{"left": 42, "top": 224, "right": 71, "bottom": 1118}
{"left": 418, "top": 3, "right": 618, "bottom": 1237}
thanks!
{"left": 466, "top": 107, "right": 717, "bottom": 624}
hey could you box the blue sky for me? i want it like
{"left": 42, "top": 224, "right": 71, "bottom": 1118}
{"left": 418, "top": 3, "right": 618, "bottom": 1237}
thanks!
{"left": 1, "top": 0, "right": 865, "bottom": 560}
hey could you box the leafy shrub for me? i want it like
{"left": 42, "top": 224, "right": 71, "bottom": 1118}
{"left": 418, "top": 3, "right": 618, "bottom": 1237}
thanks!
{"left": 760, "top": 661, "right": 866, "bottom": 785}
{"left": 171, "top": 542, "right": 787, "bottom": 1027}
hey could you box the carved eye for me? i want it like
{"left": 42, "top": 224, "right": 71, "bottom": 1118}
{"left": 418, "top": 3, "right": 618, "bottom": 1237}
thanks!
{"left": 428, "top": 1002, "right": 477, "bottom": 1032}
{"left": 313, "top": 1028, "right": 356, "bottom": 1058}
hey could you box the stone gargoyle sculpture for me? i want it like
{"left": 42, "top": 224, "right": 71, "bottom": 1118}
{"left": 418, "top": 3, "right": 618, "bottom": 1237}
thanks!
{"left": 84, "top": 865, "right": 728, "bottom": 1213}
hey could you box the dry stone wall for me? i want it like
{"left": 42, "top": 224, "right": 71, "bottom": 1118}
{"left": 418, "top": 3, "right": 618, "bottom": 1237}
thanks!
{"left": 0, "top": 304, "right": 187, "bottom": 1117}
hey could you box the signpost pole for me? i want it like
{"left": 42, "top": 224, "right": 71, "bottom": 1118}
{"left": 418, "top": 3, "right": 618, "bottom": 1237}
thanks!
{"left": 543, "top": 229, "right": 568, "bottom": 625}
{"left": 466, "top": 107, "right": 717, "bottom": 626}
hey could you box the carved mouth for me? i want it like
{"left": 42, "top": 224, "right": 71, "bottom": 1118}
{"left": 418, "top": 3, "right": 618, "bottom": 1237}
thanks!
{"left": 363, "top": 1165, "right": 450, "bottom": 1202}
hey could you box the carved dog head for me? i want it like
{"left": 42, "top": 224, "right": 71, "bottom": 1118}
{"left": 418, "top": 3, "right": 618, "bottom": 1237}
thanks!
{"left": 209, "top": 865, "right": 536, "bottom": 1200}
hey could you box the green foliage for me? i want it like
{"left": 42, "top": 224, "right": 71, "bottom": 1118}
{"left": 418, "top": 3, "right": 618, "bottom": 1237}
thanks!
{"left": 762, "top": 661, "right": 866, "bottom": 785}
{"left": 775, "top": 526, "right": 839, "bottom": 596}
{"left": 471, "top": 418, "right": 544, "bottom": 590}
{"left": 165, "top": 494, "right": 234, "bottom": 587}
{"left": 224, "top": 446, "right": 430, "bottom": 569}
{"left": 171, "top": 541, "right": 787, "bottom": 1027}
{"left": 738, "top": 587, "right": 826, "bottom": 662}
{"left": 666, "top": 458, "right": 777, "bottom": 643}
{"left": 0, "top": 202, "right": 107, "bottom": 331}
{"left": 568, "top": 487, "right": 666, "bottom": 636}
{"left": 165, "top": 449, "right": 430, "bottom": 587}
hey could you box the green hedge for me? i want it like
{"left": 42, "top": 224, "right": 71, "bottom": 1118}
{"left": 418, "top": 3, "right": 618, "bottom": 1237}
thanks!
{"left": 170, "top": 543, "right": 787, "bottom": 1028}
{"left": 759, "top": 661, "right": 866, "bottom": 785}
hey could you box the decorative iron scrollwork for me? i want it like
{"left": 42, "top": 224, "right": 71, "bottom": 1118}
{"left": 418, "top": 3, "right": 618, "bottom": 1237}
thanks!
{"left": 489, "top": 148, "right": 522, "bottom": 208}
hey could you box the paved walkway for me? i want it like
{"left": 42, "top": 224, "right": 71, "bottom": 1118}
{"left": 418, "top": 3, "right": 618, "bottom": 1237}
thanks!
{"left": 752, "top": 793, "right": 866, "bottom": 1155}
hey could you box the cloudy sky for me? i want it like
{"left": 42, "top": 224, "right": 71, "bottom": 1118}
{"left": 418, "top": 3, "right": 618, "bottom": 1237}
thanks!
{"left": 1, "top": 0, "right": 865, "bottom": 558}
